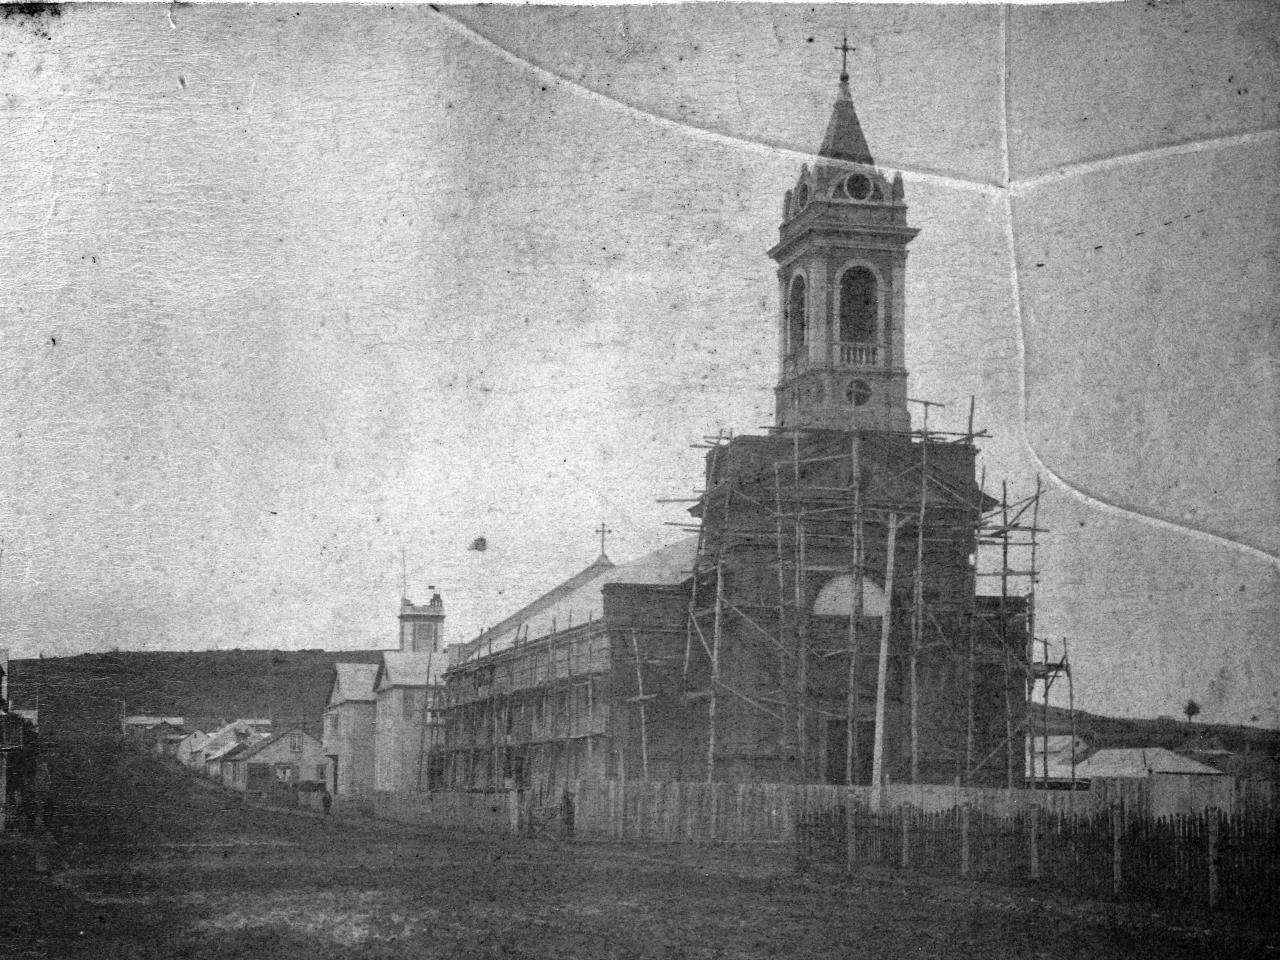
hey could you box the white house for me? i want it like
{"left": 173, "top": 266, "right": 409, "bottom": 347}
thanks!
{"left": 373, "top": 652, "right": 446, "bottom": 794}
{"left": 322, "top": 663, "right": 378, "bottom": 798}
{"left": 197, "top": 719, "right": 272, "bottom": 776}
{"left": 174, "top": 730, "right": 208, "bottom": 767}
{"left": 225, "top": 728, "right": 329, "bottom": 796}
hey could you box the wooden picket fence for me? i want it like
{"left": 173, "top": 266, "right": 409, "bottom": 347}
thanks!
{"left": 570, "top": 780, "right": 839, "bottom": 843}
{"left": 796, "top": 803, "right": 1280, "bottom": 917}
{"left": 564, "top": 777, "right": 1267, "bottom": 843}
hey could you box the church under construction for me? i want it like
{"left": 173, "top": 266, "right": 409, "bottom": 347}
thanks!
{"left": 435, "top": 63, "right": 1050, "bottom": 799}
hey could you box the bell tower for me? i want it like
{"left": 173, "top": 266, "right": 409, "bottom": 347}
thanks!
{"left": 769, "top": 45, "right": 918, "bottom": 433}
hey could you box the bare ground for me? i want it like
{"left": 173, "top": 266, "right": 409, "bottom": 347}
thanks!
{"left": 3, "top": 795, "right": 1277, "bottom": 960}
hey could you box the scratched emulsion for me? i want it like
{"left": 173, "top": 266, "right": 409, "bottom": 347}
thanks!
{"left": 0, "top": 4, "right": 1274, "bottom": 726}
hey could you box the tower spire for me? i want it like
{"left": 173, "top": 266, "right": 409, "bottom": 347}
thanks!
{"left": 818, "top": 36, "right": 873, "bottom": 166}
{"left": 836, "top": 33, "right": 852, "bottom": 84}
{"left": 769, "top": 49, "right": 918, "bottom": 434}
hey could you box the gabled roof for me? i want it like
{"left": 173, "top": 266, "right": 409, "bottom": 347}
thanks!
{"left": 327, "top": 662, "right": 379, "bottom": 707}
{"left": 215, "top": 741, "right": 254, "bottom": 764}
{"left": 123, "top": 715, "right": 185, "bottom": 727}
{"left": 1075, "top": 747, "right": 1223, "bottom": 778}
{"left": 234, "top": 726, "right": 321, "bottom": 763}
{"left": 375, "top": 651, "right": 446, "bottom": 692}
{"left": 456, "top": 539, "right": 698, "bottom": 666}
{"left": 205, "top": 738, "right": 260, "bottom": 765}
{"left": 201, "top": 719, "right": 272, "bottom": 758}
{"left": 819, "top": 79, "right": 874, "bottom": 166}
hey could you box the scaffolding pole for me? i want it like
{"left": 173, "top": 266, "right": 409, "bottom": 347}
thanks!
{"left": 707, "top": 561, "right": 724, "bottom": 784}
{"left": 846, "top": 434, "right": 864, "bottom": 791}
{"left": 870, "top": 513, "right": 899, "bottom": 812}
{"left": 909, "top": 402, "right": 941, "bottom": 783}
{"left": 629, "top": 629, "right": 651, "bottom": 782}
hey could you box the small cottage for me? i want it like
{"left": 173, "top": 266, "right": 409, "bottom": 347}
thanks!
{"left": 225, "top": 728, "right": 328, "bottom": 798}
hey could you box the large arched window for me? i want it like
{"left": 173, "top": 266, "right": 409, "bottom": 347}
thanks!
{"left": 787, "top": 274, "right": 807, "bottom": 356}
{"left": 838, "top": 267, "right": 878, "bottom": 344}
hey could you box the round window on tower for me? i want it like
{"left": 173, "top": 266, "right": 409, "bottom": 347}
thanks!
{"left": 846, "top": 379, "right": 872, "bottom": 407}
{"left": 844, "top": 174, "right": 873, "bottom": 201}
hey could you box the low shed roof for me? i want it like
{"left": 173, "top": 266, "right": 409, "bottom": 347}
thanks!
{"left": 1075, "top": 747, "right": 1223, "bottom": 778}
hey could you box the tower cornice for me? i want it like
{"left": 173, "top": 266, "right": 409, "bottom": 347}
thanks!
{"left": 768, "top": 221, "right": 920, "bottom": 264}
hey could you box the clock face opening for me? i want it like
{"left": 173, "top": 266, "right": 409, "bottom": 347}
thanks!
{"left": 844, "top": 174, "right": 873, "bottom": 201}
{"left": 847, "top": 379, "right": 872, "bottom": 406}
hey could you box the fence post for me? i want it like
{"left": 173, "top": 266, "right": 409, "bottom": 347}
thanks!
{"left": 1110, "top": 804, "right": 1124, "bottom": 898}
{"left": 1206, "top": 808, "right": 1219, "bottom": 911}
{"left": 900, "top": 805, "right": 910, "bottom": 869}
{"left": 1028, "top": 807, "right": 1040, "bottom": 881}
{"left": 960, "top": 805, "right": 971, "bottom": 879}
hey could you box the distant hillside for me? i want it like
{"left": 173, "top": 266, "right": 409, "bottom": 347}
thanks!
{"left": 6, "top": 649, "right": 385, "bottom": 741}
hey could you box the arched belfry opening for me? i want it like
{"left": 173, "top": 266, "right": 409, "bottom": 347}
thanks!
{"left": 838, "top": 267, "right": 878, "bottom": 345}
{"left": 787, "top": 274, "right": 807, "bottom": 356}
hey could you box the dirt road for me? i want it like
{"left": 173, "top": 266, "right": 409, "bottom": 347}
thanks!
{"left": 2, "top": 798, "right": 1274, "bottom": 960}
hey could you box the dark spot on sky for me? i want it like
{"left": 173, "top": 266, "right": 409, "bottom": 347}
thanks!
{"left": 49, "top": 336, "right": 56, "bottom": 346}
{"left": 178, "top": 75, "right": 186, "bottom": 88}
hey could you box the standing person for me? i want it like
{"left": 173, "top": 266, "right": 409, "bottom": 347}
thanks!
{"left": 321, "top": 788, "right": 332, "bottom": 816}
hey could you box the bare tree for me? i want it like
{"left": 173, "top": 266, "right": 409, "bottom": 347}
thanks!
{"left": 1184, "top": 699, "right": 1201, "bottom": 726}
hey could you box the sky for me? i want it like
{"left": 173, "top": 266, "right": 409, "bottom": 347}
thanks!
{"left": 0, "top": 3, "right": 1275, "bottom": 726}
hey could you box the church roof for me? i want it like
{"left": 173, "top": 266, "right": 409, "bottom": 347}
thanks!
{"left": 457, "top": 539, "right": 698, "bottom": 665}
{"left": 818, "top": 80, "right": 874, "bottom": 166}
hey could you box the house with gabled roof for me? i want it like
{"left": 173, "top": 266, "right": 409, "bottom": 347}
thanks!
{"left": 373, "top": 650, "right": 446, "bottom": 794}
{"left": 174, "top": 730, "right": 208, "bottom": 768}
{"left": 197, "top": 719, "right": 272, "bottom": 777}
{"left": 224, "top": 727, "right": 328, "bottom": 796}
{"left": 322, "top": 662, "right": 379, "bottom": 798}
{"left": 324, "top": 589, "right": 451, "bottom": 798}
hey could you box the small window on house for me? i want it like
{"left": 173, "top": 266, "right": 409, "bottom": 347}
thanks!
{"left": 289, "top": 732, "right": 303, "bottom": 752}
{"left": 315, "top": 765, "right": 326, "bottom": 781}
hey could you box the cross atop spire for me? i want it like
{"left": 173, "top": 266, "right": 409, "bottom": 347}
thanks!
{"left": 595, "top": 522, "right": 612, "bottom": 559}
{"left": 835, "top": 34, "right": 854, "bottom": 83}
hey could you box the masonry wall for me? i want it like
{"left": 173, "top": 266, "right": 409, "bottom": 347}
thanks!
{"left": 687, "top": 429, "right": 1027, "bottom": 787}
